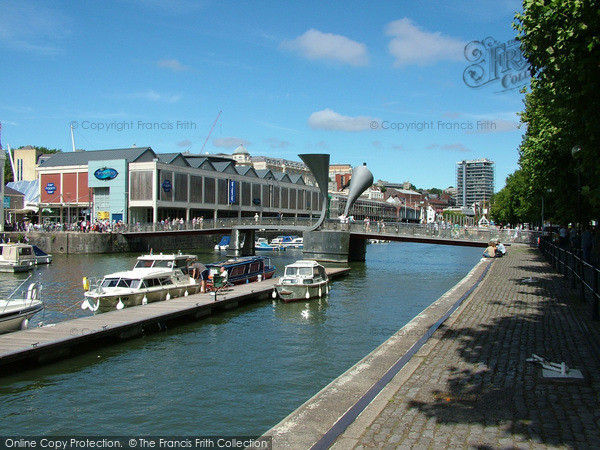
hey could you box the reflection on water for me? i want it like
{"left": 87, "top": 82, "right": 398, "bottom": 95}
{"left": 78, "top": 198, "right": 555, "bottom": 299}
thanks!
{"left": 0, "top": 243, "right": 482, "bottom": 435}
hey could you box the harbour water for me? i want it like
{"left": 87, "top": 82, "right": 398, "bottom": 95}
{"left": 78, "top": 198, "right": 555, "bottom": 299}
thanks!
{"left": 0, "top": 242, "right": 482, "bottom": 435}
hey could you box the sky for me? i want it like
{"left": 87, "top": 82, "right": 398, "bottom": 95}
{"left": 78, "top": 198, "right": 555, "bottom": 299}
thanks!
{"left": 0, "top": 0, "right": 528, "bottom": 191}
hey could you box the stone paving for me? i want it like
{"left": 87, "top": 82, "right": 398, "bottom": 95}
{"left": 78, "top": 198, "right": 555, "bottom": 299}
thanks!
{"left": 342, "top": 246, "right": 600, "bottom": 449}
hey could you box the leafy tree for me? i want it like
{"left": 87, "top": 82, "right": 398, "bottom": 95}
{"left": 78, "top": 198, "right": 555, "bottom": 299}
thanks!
{"left": 514, "top": 0, "right": 600, "bottom": 225}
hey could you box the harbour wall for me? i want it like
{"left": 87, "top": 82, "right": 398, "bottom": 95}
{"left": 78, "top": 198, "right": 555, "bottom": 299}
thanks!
{"left": 2, "top": 231, "right": 286, "bottom": 254}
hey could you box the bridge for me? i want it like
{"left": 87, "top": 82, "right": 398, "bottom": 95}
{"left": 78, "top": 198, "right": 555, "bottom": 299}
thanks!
{"left": 119, "top": 218, "right": 537, "bottom": 262}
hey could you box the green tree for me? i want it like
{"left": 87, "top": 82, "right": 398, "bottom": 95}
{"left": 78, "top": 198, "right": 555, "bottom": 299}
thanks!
{"left": 514, "top": 0, "right": 600, "bottom": 225}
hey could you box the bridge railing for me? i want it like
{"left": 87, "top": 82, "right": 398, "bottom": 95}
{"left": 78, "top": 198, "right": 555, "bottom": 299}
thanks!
{"left": 18, "top": 218, "right": 540, "bottom": 246}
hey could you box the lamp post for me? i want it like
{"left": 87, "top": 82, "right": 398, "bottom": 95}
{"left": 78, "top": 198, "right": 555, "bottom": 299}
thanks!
{"left": 571, "top": 145, "right": 582, "bottom": 250}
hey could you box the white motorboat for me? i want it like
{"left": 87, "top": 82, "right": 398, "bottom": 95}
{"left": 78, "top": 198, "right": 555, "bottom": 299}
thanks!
{"left": 32, "top": 245, "right": 53, "bottom": 264}
{"left": 0, "top": 243, "right": 36, "bottom": 273}
{"left": 81, "top": 252, "right": 201, "bottom": 313}
{"left": 0, "top": 277, "right": 44, "bottom": 334}
{"left": 273, "top": 260, "right": 329, "bottom": 303}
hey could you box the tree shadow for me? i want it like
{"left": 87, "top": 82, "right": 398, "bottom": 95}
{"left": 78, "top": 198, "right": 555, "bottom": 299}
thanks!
{"left": 405, "top": 249, "right": 600, "bottom": 447}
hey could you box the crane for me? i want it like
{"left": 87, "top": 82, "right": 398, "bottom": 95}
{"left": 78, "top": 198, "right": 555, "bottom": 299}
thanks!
{"left": 200, "top": 110, "right": 222, "bottom": 153}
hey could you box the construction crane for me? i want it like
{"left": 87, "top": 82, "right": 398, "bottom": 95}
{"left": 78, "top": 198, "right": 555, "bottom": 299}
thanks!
{"left": 200, "top": 110, "right": 222, "bottom": 154}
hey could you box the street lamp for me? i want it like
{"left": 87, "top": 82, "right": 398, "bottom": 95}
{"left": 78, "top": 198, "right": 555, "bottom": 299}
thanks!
{"left": 571, "top": 145, "right": 582, "bottom": 249}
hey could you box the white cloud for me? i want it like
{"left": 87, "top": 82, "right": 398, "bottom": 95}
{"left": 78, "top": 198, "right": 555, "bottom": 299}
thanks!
{"left": 177, "top": 139, "right": 192, "bottom": 147}
{"left": 281, "top": 29, "right": 368, "bottom": 66}
{"left": 265, "top": 138, "right": 291, "bottom": 149}
{"left": 0, "top": 1, "right": 70, "bottom": 55}
{"left": 127, "top": 90, "right": 181, "bottom": 103}
{"left": 308, "top": 109, "right": 378, "bottom": 132}
{"left": 157, "top": 59, "right": 190, "bottom": 72}
{"left": 212, "top": 137, "right": 251, "bottom": 148}
{"left": 425, "top": 143, "right": 471, "bottom": 153}
{"left": 385, "top": 18, "right": 465, "bottom": 67}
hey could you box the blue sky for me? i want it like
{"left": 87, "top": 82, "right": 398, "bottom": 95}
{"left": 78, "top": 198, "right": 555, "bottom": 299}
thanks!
{"left": 0, "top": 0, "right": 526, "bottom": 191}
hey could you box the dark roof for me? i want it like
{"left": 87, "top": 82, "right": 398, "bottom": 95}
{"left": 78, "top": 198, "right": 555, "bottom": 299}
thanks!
{"left": 38, "top": 147, "right": 156, "bottom": 167}
{"left": 235, "top": 166, "right": 258, "bottom": 177}
{"left": 4, "top": 186, "right": 25, "bottom": 196}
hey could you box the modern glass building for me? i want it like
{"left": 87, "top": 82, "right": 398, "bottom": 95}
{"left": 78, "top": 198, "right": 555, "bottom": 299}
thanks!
{"left": 456, "top": 158, "right": 495, "bottom": 207}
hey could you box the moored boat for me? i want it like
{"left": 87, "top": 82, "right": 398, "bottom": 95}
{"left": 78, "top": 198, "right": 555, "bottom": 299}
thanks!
{"left": 0, "top": 243, "right": 36, "bottom": 273}
{"left": 214, "top": 236, "right": 230, "bottom": 251}
{"left": 0, "top": 276, "right": 44, "bottom": 334}
{"left": 273, "top": 260, "right": 329, "bottom": 302}
{"left": 206, "top": 255, "right": 276, "bottom": 289}
{"left": 255, "top": 238, "right": 285, "bottom": 251}
{"left": 81, "top": 252, "right": 200, "bottom": 313}
{"left": 286, "top": 237, "right": 304, "bottom": 248}
{"left": 32, "top": 245, "right": 53, "bottom": 264}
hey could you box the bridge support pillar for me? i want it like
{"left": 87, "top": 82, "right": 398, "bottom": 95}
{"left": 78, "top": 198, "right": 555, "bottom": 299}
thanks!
{"left": 227, "top": 228, "right": 255, "bottom": 258}
{"left": 302, "top": 230, "right": 366, "bottom": 262}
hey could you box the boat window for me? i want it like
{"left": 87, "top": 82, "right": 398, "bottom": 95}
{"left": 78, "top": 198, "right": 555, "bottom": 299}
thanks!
{"left": 130, "top": 280, "right": 141, "bottom": 289}
{"left": 101, "top": 278, "right": 120, "bottom": 288}
{"left": 153, "top": 260, "right": 172, "bottom": 268}
{"left": 285, "top": 267, "right": 298, "bottom": 276}
{"left": 116, "top": 278, "right": 138, "bottom": 288}
{"left": 135, "top": 260, "right": 154, "bottom": 268}
{"left": 19, "top": 247, "right": 33, "bottom": 255}
{"left": 146, "top": 278, "right": 160, "bottom": 287}
{"left": 249, "top": 262, "right": 261, "bottom": 272}
{"left": 299, "top": 267, "right": 312, "bottom": 276}
{"left": 159, "top": 277, "right": 173, "bottom": 286}
{"left": 140, "top": 280, "right": 148, "bottom": 289}
{"left": 303, "top": 279, "right": 314, "bottom": 285}
{"left": 231, "top": 266, "right": 246, "bottom": 277}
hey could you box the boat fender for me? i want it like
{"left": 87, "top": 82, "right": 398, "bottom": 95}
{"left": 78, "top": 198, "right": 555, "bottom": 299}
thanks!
{"left": 184, "top": 290, "right": 189, "bottom": 296}
{"left": 318, "top": 287, "right": 322, "bottom": 298}
{"left": 166, "top": 292, "right": 171, "bottom": 301}
{"left": 81, "top": 299, "right": 90, "bottom": 310}
{"left": 142, "top": 296, "right": 148, "bottom": 305}
{"left": 83, "top": 277, "right": 90, "bottom": 291}
{"left": 305, "top": 290, "right": 310, "bottom": 299}
{"left": 116, "top": 299, "right": 124, "bottom": 310}
{"left": 21, "top": 318, "right": 29, "bottom": 330}
{"left": 27, "top": 283, "right": 38, "bottom": 300}
{"left": 272, "top": 290, "right": 277, "bottom": 299}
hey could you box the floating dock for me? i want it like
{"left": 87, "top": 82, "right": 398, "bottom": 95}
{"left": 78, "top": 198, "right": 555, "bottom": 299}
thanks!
{"left": 0, "top": 267, "right": 350, "bottom": 374}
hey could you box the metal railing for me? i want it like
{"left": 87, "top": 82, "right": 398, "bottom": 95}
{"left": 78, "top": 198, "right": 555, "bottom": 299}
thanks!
{"left": 14, "top": 218, "right": 540, "bottom": 245}
{"left": 539, "top": 238, "right": 599, "bottom": 321}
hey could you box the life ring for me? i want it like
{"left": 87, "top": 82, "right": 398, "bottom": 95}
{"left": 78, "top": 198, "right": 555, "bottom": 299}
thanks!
{"left": 83, "top": 277, "right": 90, "bottom": 291}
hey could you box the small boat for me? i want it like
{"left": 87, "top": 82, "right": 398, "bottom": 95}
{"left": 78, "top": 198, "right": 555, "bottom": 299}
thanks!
{"left": 214, "top": 236, "right": 230, "bottom": 251}
{"left": 286, "top": 237, "right": 304, "bottom": 248}
{"left": 273, "top": 260, "right": 329, "bottom": 303}
{"left": 0, "top": 276, "right": 44, "bottom": 334}
{"left": 255, "top": 238, "right": 285, "bottom": 251}
{"left": 206, "top": 255, "right": 276, "bottom": 289}
{"left": 32, "top": 245, "right": 53, "bottom": 265}
{"left": 270, "top": 235, "right": 297, "bottom": 248}
{"left": 0, "top": 243, "right": 36, "bottom": 273}
{"left": 82, "top": 252, "right": 200, "bottom": 313}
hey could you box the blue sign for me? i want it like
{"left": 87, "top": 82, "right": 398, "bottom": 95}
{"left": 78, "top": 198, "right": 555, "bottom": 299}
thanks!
{"left": 44, "top": 182, "right": 57, "bottom": 194}
{"left": 94, "top": 167, "right": 119, "bottom": 181}
{"left": 3, "top": 196, "right": 9, "bottom": 209}
{"left": 162, "top": 179, "right": 172, "bottom": 192}
{"left": 228, "top": 180, "right": 237, "bottom": 204}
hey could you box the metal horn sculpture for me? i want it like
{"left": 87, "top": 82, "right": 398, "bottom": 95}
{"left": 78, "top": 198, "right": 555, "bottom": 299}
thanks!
{"left": 343, "top": 163, "right": 374, "bottom": 217}
{"left": 299, "top": 153, "right": 330, "bottom": 231}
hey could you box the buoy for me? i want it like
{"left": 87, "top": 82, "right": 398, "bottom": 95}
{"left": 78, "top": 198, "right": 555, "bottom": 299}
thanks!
{"left": 82, "top": 277, "right": 90, "bottom": 291}
{"left": 272, "top": 290, "right": 277, "bottom": 299}
{"left": 116, "top": 299, "right": 124, "bottom": 310}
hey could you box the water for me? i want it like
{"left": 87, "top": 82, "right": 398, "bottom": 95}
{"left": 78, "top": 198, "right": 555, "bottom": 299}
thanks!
{"left": 0, "top": 242, "right": 482, "bottom": 435}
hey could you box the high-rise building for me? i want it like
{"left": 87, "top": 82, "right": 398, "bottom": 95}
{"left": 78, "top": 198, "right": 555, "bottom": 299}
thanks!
{"left": 456, "top": 158, "right": 495, "bottom": 207}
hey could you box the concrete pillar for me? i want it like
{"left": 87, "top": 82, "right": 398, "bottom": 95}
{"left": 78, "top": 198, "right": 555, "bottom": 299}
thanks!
{"left": 227, "top": 228, "right": 255, "bottom": 258}
{"left": 302, "top": 230, "right": 367, "bottom": 262}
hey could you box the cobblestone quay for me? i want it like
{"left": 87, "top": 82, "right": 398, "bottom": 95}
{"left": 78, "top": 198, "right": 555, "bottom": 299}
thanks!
{"left": 331, "top": 246, "right": 600, "bottom": 449}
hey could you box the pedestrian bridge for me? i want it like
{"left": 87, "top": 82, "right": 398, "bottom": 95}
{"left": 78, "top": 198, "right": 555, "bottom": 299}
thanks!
{"left": 122, "top": 217, "right": 537, "bottom": 250}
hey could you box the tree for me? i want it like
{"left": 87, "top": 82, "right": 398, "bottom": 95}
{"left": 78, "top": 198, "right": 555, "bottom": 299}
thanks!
{"left": 514, "top": 0, "right": 600, "bottom": 225}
